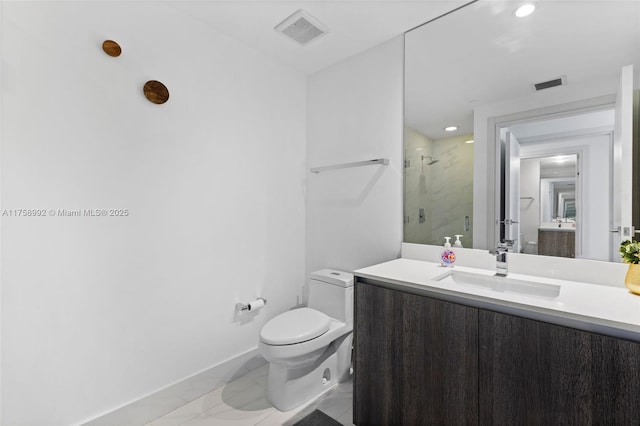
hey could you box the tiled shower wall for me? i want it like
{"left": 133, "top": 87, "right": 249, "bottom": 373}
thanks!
{"left": 404, "top": 126, "right": 433, "bottom": 244}
{"left": 404, "top": 127, "right": 474, "bottom": 247}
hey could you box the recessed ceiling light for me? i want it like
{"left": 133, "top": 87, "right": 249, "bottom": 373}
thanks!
{"left": 444, "top": 126, "right": 458, "bottom": 132}
{"left": 465, "top": 139, "right": 474, "bottom": 144}
{"left": 515, "top": 3, "right": 536, "bottom": 18}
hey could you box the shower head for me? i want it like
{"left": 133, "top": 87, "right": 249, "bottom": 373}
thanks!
{"left": 421, "top": 155, "right": 439, "bottom": 165}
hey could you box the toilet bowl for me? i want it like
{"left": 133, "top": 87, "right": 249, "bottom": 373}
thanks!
{"left": 258, "top": 269, "right": 353, "bottom": 411}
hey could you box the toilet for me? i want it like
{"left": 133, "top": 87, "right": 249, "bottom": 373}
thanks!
{"left": 258, "top": 269, "right": 354, "bottom": 411}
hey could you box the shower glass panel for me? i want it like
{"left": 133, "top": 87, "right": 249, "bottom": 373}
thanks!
{"left": 403, "top": 130, "right": 474, "bottom": 246}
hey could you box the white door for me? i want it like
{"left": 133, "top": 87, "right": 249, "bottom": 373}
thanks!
{"left": 505, "top": 130, "right": 521, "bottom": 253}
{"left": 612, "top": 64, "right": 635, "bottom": 260}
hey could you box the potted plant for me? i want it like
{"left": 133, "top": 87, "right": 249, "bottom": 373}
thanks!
{"left": 619, "top": 240, "right": 640, "bottom": 294}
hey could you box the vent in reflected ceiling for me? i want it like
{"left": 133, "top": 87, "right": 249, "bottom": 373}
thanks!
{"left": 532, "top": 75, "right": 567, "bottom": 91}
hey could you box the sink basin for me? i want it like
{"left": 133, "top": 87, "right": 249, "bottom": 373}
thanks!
{"left": 433, "top": 270, "right": 561, "bottom": 299}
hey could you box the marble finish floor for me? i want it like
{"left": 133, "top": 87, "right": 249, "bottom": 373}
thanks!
{"left": 145, "top": 364, "right": 354, "bottom": 426}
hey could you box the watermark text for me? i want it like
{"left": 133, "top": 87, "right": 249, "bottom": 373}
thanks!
{"left": 2, "top": 208, "right": 130, "bottom": 217}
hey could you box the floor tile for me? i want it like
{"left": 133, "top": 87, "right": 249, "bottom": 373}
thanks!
{"left": 337, "top": 407, "right": 354, "bottom": 426}
{"left": 181, "top": 401, "right": 272, "bottom": 425}
{"left": 182, "top": 383, "right": 272, "bottom": 426}
{"left": 311, "top": 387, "right": 352, "bottom": 420}
{"left": 282, "top": 413, "right": 304, "bottom": 426}
{"left": 253, "top": 407, "right": 300, "bottom": 426}
{"left": 245, "top": 363, "right": 269, "bottom": 391}
{"left": 244, "top": 363, "right": 268, "bottom": 381}
{"left": 150, "top": 376, "right": 256, "bottom": 426}
{"left": 149, "top": 364, "right": 352, "bottom": 426}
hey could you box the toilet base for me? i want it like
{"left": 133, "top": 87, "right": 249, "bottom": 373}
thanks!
{"left": 266, "top": 332, "right": 352, "bottom": 412}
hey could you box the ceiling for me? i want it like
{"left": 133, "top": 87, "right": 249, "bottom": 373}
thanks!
{"left": 405, "top": 0, "right": 640, "bottom": 141}
{"left": 166, "top": 0, "right": 471, "bottom": 75}
{"left": 509, "top": 108, "right": 614, "bottom": 144}
{"left": 538, "top": 155, "right": 577, "bottom": 178}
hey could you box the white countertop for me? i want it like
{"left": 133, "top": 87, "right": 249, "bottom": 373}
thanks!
{"left": 540, "top": 221, "right": 576, "bottom": 230}
{"left": 355, "top": 258, "right": 640, "bottom": 342}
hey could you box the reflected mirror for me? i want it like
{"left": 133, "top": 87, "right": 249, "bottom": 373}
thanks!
{"left": 404, "top": 0, "right": 640, "bottom": 262}
{"left": 521, "top": 154, "right": 578, "bottom": 257}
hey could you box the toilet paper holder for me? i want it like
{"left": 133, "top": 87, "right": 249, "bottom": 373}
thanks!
{"left": 236, "top": 297, "right": 267, "bottom": 312}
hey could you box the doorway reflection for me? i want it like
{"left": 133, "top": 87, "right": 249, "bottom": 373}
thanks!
{"left": 521, "top": 155, "right": 578, "bottom": 258}
{"left": 503, "top": 107, "right": 615, "bottom": 261}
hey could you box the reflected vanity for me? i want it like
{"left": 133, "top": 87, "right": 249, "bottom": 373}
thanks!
{"left": 525, "top": 154, "right": 578, "bottom": 257}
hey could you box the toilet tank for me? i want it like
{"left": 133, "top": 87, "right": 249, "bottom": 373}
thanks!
{"left": 307, "top": 269, "right": 354, "bottom": 325}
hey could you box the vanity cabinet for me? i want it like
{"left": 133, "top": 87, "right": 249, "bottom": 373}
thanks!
{"left": 479, "top": 310, "right": 640, "bottom": 424}
{"left": 354, "top": 281, "right": 479, "bottom": 425}
{"left": 538, "top": 229, "right": 575, "bottom": 258}
{"left": 354, "top": 280, "right": 640, "bottom": 425}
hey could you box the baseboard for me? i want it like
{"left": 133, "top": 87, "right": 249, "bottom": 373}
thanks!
{"left": 82, "top": 348, "right": 266, "bottom": 426}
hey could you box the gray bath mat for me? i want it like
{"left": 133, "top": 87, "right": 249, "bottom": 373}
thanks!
{"left": 293, "top": 409, "right": 342, "bottom": 426}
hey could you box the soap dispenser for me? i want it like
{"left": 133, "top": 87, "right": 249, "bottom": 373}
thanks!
{"left": 454, "top": 235, "right": 464, "bottom": 248}
{"left": 441, "top": 236, "right": 456, "bottom": 267}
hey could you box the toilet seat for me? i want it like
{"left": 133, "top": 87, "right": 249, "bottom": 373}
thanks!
{"left": 260, "top": 308, "right": 331, "bottom": 345}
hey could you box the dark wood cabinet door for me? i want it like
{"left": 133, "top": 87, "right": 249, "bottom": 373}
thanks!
{"left": 538, "top": 229, "right": 575, "bottom": 258}
{"left": 354, "top": 281, "right": 404, "bottom": 425}
{"left": 354, "top": 282, "right": 479, "bottom": 425}
{"left": 479, "top": 309, "right": 640, "bottom": 425}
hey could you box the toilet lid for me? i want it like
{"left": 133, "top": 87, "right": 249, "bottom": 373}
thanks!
{"left": 260, "top": 308, "right": 331, "bottom": 345}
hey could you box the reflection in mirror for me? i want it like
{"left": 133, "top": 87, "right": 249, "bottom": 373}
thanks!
{"left": 404, "top": 0, "right": 640, "bottom": 264}
{"left": 521, "top": 154, "right": 578, "bottom": 257}
{"left": 501, "top": 106, "right": 615, "bottom": 260}
{"left": 404, "top": 130, "right": 474, "bottom": 246}
{"left": 499, "top": 106, "right": 617, "bottom": 261}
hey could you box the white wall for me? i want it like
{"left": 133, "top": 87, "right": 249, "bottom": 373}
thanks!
{"left": 0, "top": 0, "right": 4, "bottom": 422}
{"left": 520, "top": 158, "right": 541, "bottom": 254}
{"left": 306, "top": 36, "right": 404, "bottom": 276}
{"left": 1, "top": 2, "right": 306, "bottom": 424}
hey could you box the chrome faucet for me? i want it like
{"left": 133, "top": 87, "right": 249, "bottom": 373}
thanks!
{"left": 490, "top": 240, "right": 514, "bottom": 276}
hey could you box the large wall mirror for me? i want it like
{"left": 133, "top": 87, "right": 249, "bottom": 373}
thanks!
{"left": 404, "top": 0, "right": 640, "bottom": 263}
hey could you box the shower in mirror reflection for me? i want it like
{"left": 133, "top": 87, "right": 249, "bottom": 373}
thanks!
{"left": 403, "top": 127, "right": 474, "bottom": 247}
{"left": 421, "top": 155, "right": 439, "bottom": 166}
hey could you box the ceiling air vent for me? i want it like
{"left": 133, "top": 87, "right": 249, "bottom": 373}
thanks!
{"left": 532, "top": 76, "right": 567, "bottom": 92}
{"left": 274, "top": 10, "right": 329, "bottom": 46}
